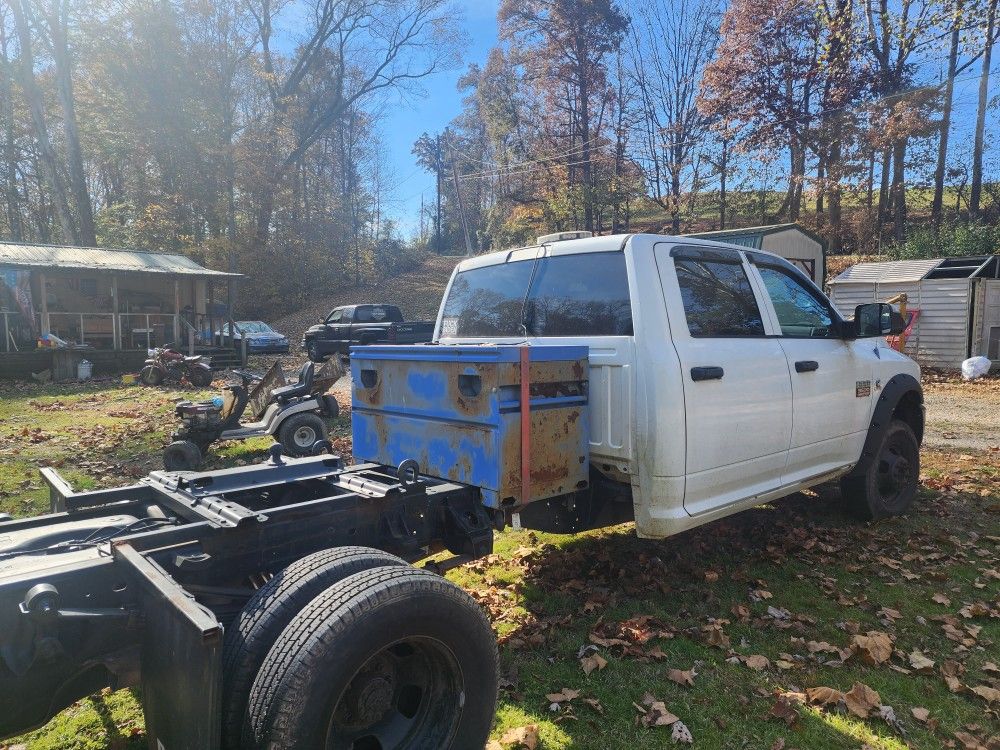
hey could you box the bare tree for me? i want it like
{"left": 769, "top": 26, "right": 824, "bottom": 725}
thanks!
{"left": 33, "top": 0, "right": 95, "bottom": 244}
{"left": 970, "top": 0, "right": 998, "bottom": 218}
{"left": 628, "top": 0, "right": 718, "bottom": 234}
{"left": 8, "top": 0, "right": 76, "bottom": 243}
{"left": 244, "top": 0, "right": 459, "bottom": 254}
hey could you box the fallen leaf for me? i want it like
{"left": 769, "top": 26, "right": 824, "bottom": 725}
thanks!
{"left": 954, "top": 730, "right": 987, "bottom": 750}
{"left": 742, "top": 654, "right": 771, "bottom": 671}
{"left": 879, "top": 705, "right": 903, "bottom": 733}
{"left": 545, "top": 688, "right": 580, "bottom": 704}
{"left": 635, "top": 694, "right": 679, "bottom": 728}
{"left": 702, "top": 623, "right": 730, "bottom": 649}
{"left": 666, "top": 667, "right": 696, "bottom": 687}
{"left": 908, "top": 650, "right": 935, "bottom": 674}
{"left": 704, "top": 570, "right": 719, "bottom": 583}
{"left": 583, "top": 697, "right": 604, "bottom": 714}
{"left": 932, "top": 592, "right": 952, "bottom": 606}
{"left": 844, "top": 682, "right": 881, "bottom": 718}
{"left": 768, "top": 697, "right": 799, "bottom": 726}
{"left": 580, "top": 653, "right": 607, "bottom": 675}
{"left": 498, "top": 724, "right": 539, "bottom": 749}
{"left": 970, "top": 685, "right": 1000, "bottom": 704}
{"left": 852, "top": 631, "right": 893, "bottom": 665}
{"left": 911, "top": 707, "right": 930, "bottom": 722}
{"left": 806, "top": 686, "right": 844, "bottom": 706}
{"left": 671, "top": 720, "right": 693, "bottom": 744}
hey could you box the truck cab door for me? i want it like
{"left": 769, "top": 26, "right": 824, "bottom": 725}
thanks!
{"left": 745, "top": 256, "right": 875, "bottom": 483}
{"left": 655, "top": 245, "right": 793, "bottom": 517}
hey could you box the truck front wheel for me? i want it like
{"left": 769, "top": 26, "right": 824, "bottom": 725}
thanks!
{"left": 841, "top": 419, "right": 920, "bottom": 519}
{"left": 245, "top": 566, "right": 498, "bottom": 750}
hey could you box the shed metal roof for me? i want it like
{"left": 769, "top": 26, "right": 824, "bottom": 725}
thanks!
{"left": 685, "top": 223, "right": 828, "bottom": 249}
{"left": 0, "top": 242, "right": 239, "bottom": 277}
{"left": 830, "top": 255, "right": 998, "bottom": 284}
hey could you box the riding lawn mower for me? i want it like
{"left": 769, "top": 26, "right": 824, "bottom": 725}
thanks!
{"left": 163, "top": 361, "right": 341, "bottom": 470}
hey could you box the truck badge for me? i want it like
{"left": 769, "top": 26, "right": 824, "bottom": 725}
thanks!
{"left": 856, "top": 380, "right": 872, "bottom": 397}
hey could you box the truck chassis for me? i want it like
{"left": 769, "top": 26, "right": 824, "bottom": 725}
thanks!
{"left": 0, "top": 451, "right": 496, "bottom": 748}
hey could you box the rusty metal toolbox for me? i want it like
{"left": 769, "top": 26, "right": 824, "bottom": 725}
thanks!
{"left": 350, "top": 344, "right": 589, "bottom": 508}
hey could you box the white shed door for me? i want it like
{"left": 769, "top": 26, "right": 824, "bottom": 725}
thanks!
{"left": 982, "top": 280, "right": 1000, "bottom": 359}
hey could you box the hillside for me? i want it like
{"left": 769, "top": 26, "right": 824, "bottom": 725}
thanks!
{"left": 271, "top": 254, "right": 465, "bottom": 350}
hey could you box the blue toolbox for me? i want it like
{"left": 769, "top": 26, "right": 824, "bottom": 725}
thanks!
{"left": 351, "top": 344, "right": 590, "bottom": 508}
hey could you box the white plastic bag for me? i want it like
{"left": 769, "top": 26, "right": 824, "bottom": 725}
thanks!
{"left": 960, "top": 356, "right": 992, "bottom": 381}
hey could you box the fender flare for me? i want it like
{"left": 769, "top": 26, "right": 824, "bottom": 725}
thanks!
{"left": 847, "top": 373, "right": 923, "bottom": 479}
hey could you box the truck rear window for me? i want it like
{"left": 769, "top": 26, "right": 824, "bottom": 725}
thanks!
{"left": 440, "top": 252, "right": 632, "bottom": 337}
{"left": 354, "top": 306, "right": 403, "bottom": 323}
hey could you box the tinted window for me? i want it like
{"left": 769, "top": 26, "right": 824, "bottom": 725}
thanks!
{"left": 674, "top": 258, "right": 765, "bottom": 337}
{"left": 354, "top": 306, "right": 403, "bottom": 323}
{"left": 441, "top": 259, "right": 536, "bottom": 336}
{"left": 328, "top": 309, "right": 343, "bottom": 323}
{"left": 527, "top": 253, "right": 632, "bottom": 336}
{"left": 758, "top": 266, "right": 835, "bottom": 337}
{"left": 440, "top": 252, "right": 633, "bottom": 337}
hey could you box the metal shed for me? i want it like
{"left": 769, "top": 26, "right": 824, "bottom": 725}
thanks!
{"left": 685, "top": 223, "right": 827, "bottom": 284}
{"left": 828, "top": 255, "right": 1000, "bottom": 368}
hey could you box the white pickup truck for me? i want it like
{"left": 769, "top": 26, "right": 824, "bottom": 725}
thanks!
{"left": 435, "top": 231, "right": 924, "bottom": 537}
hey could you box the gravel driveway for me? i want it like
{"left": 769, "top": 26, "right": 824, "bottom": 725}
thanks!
{"left": 921, "top": 374, "right": 1000, "bottom": 451}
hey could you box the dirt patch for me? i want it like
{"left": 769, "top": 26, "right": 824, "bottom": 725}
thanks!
{"left": 921, "top": 373, "right": 1000, "bottom": 451}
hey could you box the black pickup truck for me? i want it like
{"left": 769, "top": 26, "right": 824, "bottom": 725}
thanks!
{"left": 302, "top": 304, "right": 435, "bottom": 362}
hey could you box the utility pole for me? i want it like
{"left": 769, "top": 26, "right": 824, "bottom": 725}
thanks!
{"left": 434, "top": 134, "right": 442, "bottom": 253}
{"left": 448, "top": 138, "right": 474, "bottom": 256}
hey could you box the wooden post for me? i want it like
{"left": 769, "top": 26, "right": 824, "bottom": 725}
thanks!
{"left": 173, "top": 278, "right": 181, "bottom": 346}
{"left": 38, "top": 271, "right": 49, "bottom": 335}
{"left": 111, "top": 274, "right": 120, "bottom": 350}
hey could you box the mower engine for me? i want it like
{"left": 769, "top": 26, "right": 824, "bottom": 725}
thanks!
{"left": 175, "top": 401, "right": 224, "bottom": 431}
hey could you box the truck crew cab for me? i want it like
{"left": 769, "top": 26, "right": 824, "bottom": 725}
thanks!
{"left": 434, "top": 231, "right": 923, "bottom": 535}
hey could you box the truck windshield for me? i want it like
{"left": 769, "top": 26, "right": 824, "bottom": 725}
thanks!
{"left": 440, "top": 252, "right": 632, "bottom": 337}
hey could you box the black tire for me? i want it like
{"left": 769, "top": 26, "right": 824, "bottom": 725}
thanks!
{"left": 163, "top": 440, "right": 202, "bottom": 471}
{"left": 245, "top": 566, "right": 498, "bottom": 750}
{"left": 221, "top": 547, "right": 407, "bottom": 750}
{"left": 841, "top": 419, "right": 920, "bottom": 519}
{"left": 140, "top": 365, "right": 164, "bottom": 386}
{"left": 277, "top": 412, "right": 327, "bottom": 456}
{"left": 306, "top": 340, "right": 324, "bottom": 363}
{"left": 189, "top": 366, "right": 213, "bottom": 387}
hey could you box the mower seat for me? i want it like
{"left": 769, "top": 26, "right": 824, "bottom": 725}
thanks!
{"left": 272, "top": 362, "right": 314, "bottom": 403}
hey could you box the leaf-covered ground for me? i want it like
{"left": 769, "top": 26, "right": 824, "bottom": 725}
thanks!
{"left": 0, "top": 373, "right": 997, "bottom": 750}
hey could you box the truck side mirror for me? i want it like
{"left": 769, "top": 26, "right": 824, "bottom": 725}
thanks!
{"left": 853, "top": 303, "right": 902, "bottom": 337}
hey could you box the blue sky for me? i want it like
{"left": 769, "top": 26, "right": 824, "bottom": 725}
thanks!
{"left": 381, "top": 0, "right": 500, "bottom": 235}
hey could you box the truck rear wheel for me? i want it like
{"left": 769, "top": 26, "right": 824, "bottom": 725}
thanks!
{"left": 222, "top": 547, "right": 406, "bottom": 750}
{"left": 841, "top": 419, "right": 920, "bottom": 519}
{"left": 245, "top": 566, "right": 498, "bottom": 750}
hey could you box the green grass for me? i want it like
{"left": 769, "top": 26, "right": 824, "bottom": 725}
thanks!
{"left": 1, "top": 378, "right": 997, "bottom": 749}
